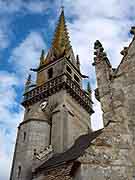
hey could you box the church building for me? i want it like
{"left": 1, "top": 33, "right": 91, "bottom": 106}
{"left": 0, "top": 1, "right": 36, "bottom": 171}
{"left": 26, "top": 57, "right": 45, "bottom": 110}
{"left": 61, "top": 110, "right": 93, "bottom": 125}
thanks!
{"left": 10, "top": 8, "right": 135, "bottom": 180}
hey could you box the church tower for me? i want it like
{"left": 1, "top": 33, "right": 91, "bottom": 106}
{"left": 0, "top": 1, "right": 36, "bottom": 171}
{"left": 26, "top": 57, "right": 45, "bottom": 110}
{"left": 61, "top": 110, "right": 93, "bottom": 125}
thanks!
{"left": 10, "top": 9, "right": 93, "bottom": 180}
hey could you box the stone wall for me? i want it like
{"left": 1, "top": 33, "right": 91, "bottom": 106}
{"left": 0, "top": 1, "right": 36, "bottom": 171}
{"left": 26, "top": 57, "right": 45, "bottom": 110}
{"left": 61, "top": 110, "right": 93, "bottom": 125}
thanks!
{"left": 36, "top": 57, "right": 82, "bottom": 87}
{"left": 10, "top": 119, "right": 50, "bottom": 180}
{"left": 74, "top": 30, "right": 135, "bottom": 179}
{"left": 49, "top": 90, "right": 90, "bottom": 153}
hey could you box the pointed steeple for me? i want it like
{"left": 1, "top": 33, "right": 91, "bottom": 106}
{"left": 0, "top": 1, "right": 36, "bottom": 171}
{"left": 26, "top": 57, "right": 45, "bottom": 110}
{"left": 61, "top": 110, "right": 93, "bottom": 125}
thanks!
{"left": 44, "top": 8, "right": 75, "bottom": 65}
{"left": 87, "top": 81, "right": 91, "bottom": 96}
{"left": 52, "top": 7, "right": 71, "bottom": 56}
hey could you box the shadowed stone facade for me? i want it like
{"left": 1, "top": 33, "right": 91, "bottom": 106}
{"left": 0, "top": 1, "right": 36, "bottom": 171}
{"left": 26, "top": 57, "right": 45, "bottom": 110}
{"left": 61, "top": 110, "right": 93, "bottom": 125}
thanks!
{"left": 10, "top": 7, "right": 135, "bottom": 180}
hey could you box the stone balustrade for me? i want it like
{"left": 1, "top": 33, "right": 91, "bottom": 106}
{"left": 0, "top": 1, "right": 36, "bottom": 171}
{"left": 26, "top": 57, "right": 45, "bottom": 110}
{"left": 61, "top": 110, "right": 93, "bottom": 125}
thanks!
{"left": 22, "top": 73, "right": 93, "bottom": 114}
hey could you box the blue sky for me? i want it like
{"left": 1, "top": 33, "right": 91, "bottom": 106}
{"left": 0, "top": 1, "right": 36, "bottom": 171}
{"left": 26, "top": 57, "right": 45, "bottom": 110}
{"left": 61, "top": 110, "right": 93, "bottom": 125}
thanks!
{"left": 0, "top": 0, "right": 135, "bottom": 179}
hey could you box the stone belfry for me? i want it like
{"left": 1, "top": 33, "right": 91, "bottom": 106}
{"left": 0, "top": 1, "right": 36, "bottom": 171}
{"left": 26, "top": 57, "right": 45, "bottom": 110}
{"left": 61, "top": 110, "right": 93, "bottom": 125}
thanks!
{"left": 10, "top": 8, "right": 93, "bottom": 180}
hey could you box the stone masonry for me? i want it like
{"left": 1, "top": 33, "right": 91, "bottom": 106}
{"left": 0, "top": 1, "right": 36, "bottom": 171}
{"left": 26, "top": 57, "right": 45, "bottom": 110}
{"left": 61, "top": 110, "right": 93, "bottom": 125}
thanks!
{"left": 73, "top": 27, "right": 135, "bottom": 180}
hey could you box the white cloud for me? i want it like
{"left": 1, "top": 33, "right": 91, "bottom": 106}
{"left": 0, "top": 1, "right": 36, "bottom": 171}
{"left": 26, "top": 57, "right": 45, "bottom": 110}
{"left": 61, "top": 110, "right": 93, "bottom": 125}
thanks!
{"left": 64, "top": 0, "right": 135, "bottom": 20}
{"left": 0, "top": 17, "right": 12, "bottom": 51}
{"left": 25, "top": 1, "right": 51, "bottom": 14}
{"left": 0, "top": 71, "right": 24, "bottom": 143}
{"left": 0, "top": 109, "right": 23, "bottom": 180}
{"left": 0, "top": 28, "right": 9, "bottom": 49}
{"left": 0, "top": 145, "right": 11, "bottom": 180}
{"left": 10, "top": 31, "right": 46, "bottom": 81}
{"left": 0, "top": 71, "right": 24, "bottom": 180}
{"left": 0, "top": 0, "right": 54, "bottom": 53}
{"left": 0, "top": 0, "right": 52, "bottom": 14}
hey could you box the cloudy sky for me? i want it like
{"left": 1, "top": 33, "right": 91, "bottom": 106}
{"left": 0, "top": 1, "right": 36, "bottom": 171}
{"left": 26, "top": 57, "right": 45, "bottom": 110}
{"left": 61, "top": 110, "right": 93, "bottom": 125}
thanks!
{"left": 0, "top": 0, "right": 135, "bottom": 179}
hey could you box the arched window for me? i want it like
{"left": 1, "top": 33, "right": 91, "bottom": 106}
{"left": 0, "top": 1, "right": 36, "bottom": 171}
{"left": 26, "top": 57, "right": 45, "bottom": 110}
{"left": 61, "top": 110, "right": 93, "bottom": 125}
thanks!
{"left": 23, "top": 132, "right": 26, "bottom": 141}
{"left": 74, "top": 74, "right": 80, "bottom": 83}
{"left": 48, "top": 68, "right": 53, "bottom": 79}
{"left": 66, "top": 66, "right": 72, "bottom": 74}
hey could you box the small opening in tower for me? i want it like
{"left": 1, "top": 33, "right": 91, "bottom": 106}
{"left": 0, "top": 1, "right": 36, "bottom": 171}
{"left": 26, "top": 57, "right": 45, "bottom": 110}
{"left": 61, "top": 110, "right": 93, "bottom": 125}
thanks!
{"left": 33, "top": 149, "right": 37, "bottom": 156}
{"left": 66, "top": 65, "right": 72, "bottom": 74}
{"left": 23, "top": 132, "right": 26, "bottom": 141}
{"left": 74, "top": 74, "right": 80, "bottom": 83}
{"left": 48, "top": 68, "right": 53, "bottom": 79}
{"left": 18, "top": 166, "right": 21, "bottom": 178}
{"left": 27, "top": 107, "right": 30, "bottom": 113}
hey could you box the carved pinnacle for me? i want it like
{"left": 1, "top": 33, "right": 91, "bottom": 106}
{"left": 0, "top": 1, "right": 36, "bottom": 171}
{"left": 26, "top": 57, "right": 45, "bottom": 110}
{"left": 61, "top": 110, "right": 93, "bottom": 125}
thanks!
{"left": 130, "top": 26, "right": 135, "bottom": 35}
{"left": 94, "top": 40, "right": 102, "bottom": 49}
{"left": 120, "top": 47, "right": 128, "bottom": 56}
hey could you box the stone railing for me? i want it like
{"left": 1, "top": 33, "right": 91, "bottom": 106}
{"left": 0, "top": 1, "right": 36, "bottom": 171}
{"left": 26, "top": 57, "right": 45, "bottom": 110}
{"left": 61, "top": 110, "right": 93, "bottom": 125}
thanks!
{"left": 22, "top": 74, "right": 93, "bottom": 114}
{"left": 65, "top": 75, "right": 91, "bottom": 106}
{"left": 23, "top": 74, "right": 64, "bottom": 101}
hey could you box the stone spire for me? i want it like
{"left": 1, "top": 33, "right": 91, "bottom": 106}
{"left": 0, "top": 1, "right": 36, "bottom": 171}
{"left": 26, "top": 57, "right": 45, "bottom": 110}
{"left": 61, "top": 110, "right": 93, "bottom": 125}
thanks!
{"left": 86, "top": 81, "right": 91, "bottom": 97}
{"left": 44, "top": 8, "right": 75, "bottom": 65}
{"left": 39, "top": 49, "right": 45, "bottom": 67}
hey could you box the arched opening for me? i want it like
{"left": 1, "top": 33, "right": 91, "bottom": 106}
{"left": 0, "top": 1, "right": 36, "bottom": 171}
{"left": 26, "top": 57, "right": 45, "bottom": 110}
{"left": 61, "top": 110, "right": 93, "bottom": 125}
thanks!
{"left": 66, "top": 65, "right": 72, "bottom": 74}
{"left": 48, "top": 68, "right": 53, "bottom": 79}
{"left": 74, "top": 74, "right": 80, "bottom": 84}
{"left": 17, "top": 166, "right": 21, "bottom": 178}
{"left": 23, "top": 132, "right": 26, "bottom": 141}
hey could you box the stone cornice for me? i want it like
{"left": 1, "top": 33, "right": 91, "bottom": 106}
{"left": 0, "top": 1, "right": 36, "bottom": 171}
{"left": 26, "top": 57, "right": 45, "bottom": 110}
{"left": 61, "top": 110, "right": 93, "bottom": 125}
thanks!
{"left": 18, "top": 118, "right": 50, "bottom": 128}
{"left": 22, "top": 73, "right": 94, "bottom": 114}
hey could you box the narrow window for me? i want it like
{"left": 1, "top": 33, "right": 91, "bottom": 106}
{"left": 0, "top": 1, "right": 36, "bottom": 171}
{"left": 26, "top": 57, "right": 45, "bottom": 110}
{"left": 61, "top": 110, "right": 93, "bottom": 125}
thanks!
{"left": 48, "top": 68, "right": 53, "bottom": 79}
{"left": 18, "top": 166, "right": 21, "bottom": 178}
{"left": 27, "top": 107, "right": 30, "bottom": 113}
{"left": 23, "top": 132, "right": 26, "bottom": 141}
{"left": 33, "top": 149, "right": 37, "bottom": 156}
{"left": 66, "top": 66, "right": 72, "bottom": 74}
{"left": 74, "top": 74, "right": 80, "bottom": 83}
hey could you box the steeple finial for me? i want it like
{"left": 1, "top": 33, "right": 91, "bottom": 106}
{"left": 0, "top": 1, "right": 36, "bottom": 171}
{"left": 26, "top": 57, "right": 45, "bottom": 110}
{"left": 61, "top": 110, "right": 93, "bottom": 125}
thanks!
{"left": 60, "top": 0, "right": 64, "bottom": 11}
{"left": 61, "top": 5, "right": 64, "bottom": 12}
